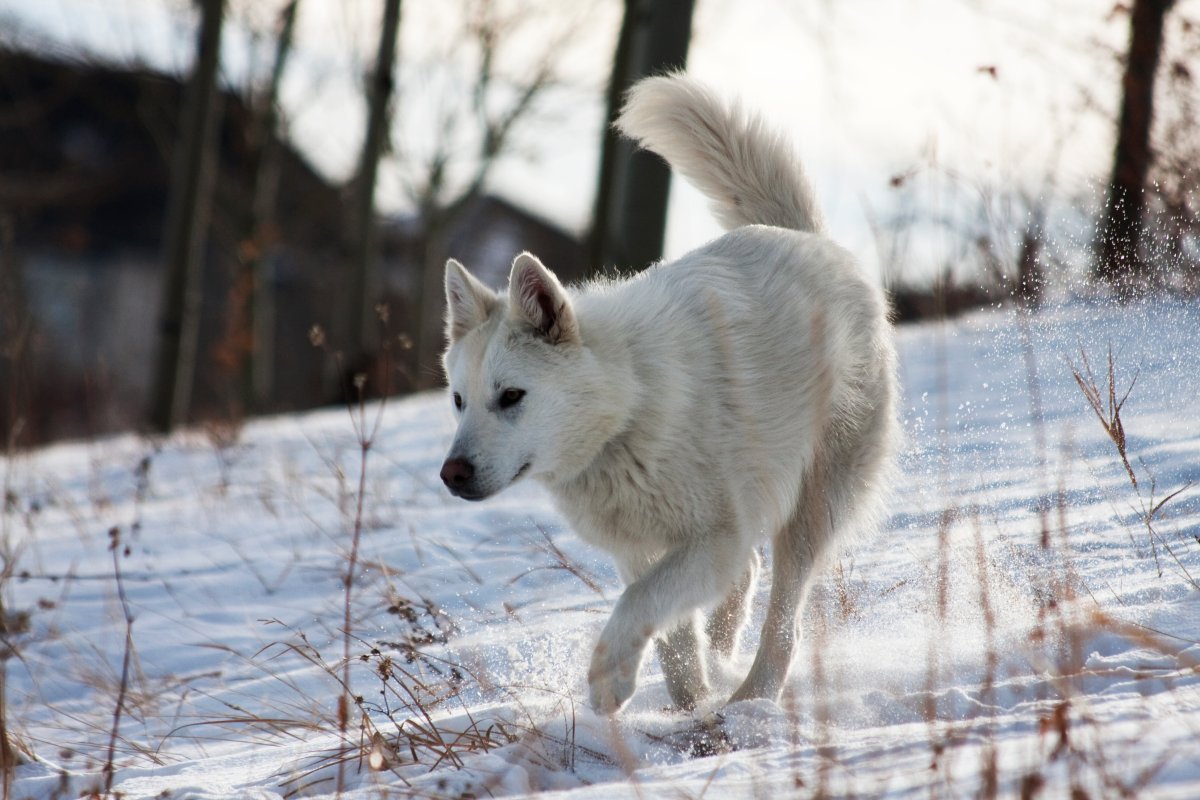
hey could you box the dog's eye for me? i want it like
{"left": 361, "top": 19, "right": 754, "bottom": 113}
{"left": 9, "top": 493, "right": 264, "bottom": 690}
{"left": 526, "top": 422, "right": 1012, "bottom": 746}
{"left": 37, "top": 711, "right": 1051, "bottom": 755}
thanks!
{"left": 498, "top": 388, "right": 525, "bottom": 409}
{"left": 452, "top": 392, "right": 463, "bottom": 411}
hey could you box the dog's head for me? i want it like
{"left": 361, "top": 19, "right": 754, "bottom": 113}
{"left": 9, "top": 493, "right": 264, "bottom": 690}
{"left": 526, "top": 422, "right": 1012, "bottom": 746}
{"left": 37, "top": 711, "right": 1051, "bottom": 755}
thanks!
{"left": 439, "top": 253, "right": 631, "bottom": 500}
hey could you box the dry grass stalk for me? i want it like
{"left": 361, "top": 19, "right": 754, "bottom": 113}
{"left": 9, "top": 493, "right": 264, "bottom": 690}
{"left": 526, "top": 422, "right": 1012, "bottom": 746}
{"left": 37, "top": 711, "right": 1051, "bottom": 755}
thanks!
{"left": 325, "top": 304, "right": 402, "bottom": 793}
{"left": 509, "top": 523, "right": 606, "bottom": 598}
{"left": 1070, "top": 347, "right": 1139, "bottom": 489}
{"left": 971, "top": 514, "right": 999, "bottom": 800}
{"left": 101, "top": 526, "right": 136, "bottom": 797}
{"left": 336, "top": 379, "right": 379, "bottom": 794}
{"left": 1070, "top": 346, "right": 1197, "bottom": 589}
{"left": 0, "top": 594, "right": 31, "bottom": 795}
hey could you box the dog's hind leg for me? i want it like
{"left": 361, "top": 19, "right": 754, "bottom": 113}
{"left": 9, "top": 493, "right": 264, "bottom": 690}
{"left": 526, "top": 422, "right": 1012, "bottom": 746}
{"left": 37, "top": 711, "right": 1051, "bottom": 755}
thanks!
{"left": 729, "top": 474, "right": 833, "bottom": 703}
{"left": 655, "top": 612, "right": 709, "bottom": 711}
{"left": 705, "top": 549, "right": 760, "bottom": 658}
{"left": 730, "top": 382, "right": 895, "bottom": 704}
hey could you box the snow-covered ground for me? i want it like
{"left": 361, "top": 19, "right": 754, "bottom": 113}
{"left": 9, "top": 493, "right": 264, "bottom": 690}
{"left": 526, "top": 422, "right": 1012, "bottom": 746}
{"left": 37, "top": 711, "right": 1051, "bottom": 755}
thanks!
{"left": 4, "top": 297, "right": 1200, "bottom": 799}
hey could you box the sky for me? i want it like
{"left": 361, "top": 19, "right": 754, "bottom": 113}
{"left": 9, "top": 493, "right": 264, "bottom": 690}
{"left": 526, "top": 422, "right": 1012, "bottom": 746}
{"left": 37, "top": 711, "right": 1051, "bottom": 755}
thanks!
{"left": 2, "top": 0, "right": 1194, "bottom": 282}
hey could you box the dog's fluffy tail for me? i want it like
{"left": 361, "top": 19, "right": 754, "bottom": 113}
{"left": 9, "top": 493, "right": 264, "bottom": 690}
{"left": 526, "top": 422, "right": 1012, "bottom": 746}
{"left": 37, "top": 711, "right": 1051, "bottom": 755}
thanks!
{"left": 616, "top": 73, "right": 824, "bottom": 235}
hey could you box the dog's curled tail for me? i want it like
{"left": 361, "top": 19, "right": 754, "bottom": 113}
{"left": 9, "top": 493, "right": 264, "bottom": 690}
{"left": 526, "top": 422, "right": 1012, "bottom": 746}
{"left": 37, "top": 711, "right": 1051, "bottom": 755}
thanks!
{"left": 616, "top": 73, "right": 824, "bottom": 235}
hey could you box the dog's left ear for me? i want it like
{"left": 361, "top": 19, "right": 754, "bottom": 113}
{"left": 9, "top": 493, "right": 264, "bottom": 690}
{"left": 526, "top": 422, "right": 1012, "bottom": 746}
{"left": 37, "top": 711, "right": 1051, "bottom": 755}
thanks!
{"left": 508, "top": 252, "right": 580, "bottom": 345}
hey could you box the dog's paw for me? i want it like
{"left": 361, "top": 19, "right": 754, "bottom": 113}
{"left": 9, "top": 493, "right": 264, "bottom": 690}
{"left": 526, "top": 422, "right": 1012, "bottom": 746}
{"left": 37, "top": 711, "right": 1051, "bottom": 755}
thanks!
{"left": 588, "top": 666, "right": 636, "bottom": 714}
{"left": 587, "top": 631, "right": 649, "bottom": 714}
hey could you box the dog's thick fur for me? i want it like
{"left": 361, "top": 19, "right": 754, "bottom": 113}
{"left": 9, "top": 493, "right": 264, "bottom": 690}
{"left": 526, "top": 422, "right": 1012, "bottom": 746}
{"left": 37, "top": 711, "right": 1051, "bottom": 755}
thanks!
{"left": 440, "top": 74, "right": 898, "bottom": 713}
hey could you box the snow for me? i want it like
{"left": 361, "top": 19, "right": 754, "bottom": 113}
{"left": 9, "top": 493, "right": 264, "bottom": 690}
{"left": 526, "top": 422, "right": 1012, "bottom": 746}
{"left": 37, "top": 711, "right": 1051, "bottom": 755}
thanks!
{"left": 4, "top": 298, "right": 1200, "bottom": 798}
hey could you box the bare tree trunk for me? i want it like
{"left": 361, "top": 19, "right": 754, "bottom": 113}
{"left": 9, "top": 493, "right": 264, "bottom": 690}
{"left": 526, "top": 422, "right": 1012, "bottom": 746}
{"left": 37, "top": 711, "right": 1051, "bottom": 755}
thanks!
{"left": 150, "top": 0, "right": 225, "bottom": 432}
{"left": 243, "top": 0, "right": 299, "bottom": 413}
{"left": 346, "top": 0, "right": 402, "bottom": 376}
{"left": 414, "top": 215, "right": 451, "bottom": 391}
{"left": 590, "top": 0, "right": 695, "bottom": 273}
{"left": 0, "top": 215, "right": 34, "bottom": 450}
{"left": 1096, "top": 0, "right": 1174, "bottom": 299}
{"left": 1015, "top": 223, "right": 1045, "bottom": 310}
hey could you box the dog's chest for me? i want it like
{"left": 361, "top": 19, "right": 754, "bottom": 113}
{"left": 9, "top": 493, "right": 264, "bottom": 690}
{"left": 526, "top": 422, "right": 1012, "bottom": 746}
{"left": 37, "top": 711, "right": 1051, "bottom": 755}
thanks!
{"left": 550, "top": 443, "right": 712, "bottom": 554}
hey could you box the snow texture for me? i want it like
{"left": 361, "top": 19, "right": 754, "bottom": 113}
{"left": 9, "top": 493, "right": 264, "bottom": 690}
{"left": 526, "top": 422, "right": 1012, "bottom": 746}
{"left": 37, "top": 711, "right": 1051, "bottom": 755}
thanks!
{"left": 4, "top": 298, "right": 1200, "bottom": 798}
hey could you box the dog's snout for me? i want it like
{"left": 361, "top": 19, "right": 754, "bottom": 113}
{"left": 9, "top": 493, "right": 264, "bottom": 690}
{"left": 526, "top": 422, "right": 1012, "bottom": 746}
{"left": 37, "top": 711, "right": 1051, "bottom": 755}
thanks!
{"left": 440, "top": 457, "right": 475, "bottom": 491}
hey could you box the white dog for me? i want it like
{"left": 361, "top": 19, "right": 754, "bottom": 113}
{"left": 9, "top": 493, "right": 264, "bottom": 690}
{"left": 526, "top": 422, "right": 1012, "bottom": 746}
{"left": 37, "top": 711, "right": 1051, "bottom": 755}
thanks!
{"left": 440, "top": 74, "right": 898, "bottom": 714}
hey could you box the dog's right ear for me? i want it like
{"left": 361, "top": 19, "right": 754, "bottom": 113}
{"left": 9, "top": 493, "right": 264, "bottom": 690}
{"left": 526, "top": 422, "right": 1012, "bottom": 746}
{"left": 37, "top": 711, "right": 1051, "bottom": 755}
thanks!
{"left": 444, "top": 259, "right": 498, "bottom": 342}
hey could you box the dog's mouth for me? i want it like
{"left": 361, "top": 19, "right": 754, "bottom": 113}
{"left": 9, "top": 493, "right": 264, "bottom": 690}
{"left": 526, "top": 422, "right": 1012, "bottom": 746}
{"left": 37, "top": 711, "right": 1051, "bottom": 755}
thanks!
{"left": 451, "top": 463, "right": 530, "bottom": 502}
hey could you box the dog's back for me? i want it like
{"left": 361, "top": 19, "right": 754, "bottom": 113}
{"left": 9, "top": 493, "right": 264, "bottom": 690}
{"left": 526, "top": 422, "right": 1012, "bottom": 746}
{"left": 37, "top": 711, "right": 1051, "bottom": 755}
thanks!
{"left": 557, "top": 76, "right": 897, "bottom": 551}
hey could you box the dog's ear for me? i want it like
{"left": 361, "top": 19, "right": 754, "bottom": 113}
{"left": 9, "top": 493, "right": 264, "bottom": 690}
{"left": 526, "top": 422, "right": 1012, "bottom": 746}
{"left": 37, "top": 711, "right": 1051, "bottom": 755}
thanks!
{"left": 444, "top": 259, "right": 498, "bottom": 342}
{"left": 508, "top": 252, "right": 580, "bottom": 345}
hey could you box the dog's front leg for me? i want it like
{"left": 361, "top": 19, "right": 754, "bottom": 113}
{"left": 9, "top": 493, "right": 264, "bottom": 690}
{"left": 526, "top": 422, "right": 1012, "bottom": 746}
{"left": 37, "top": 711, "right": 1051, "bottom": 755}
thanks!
{"left": 588, "top": 539, "right": 746, "bottom": 714}
{"left": 586, "top": 615, "right": 651, "bottom": 715}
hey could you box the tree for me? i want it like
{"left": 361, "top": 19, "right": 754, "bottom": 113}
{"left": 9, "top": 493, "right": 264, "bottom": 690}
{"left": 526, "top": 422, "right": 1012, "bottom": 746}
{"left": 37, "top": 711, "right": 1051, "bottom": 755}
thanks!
{"left": 242, "top": 0, "right": 300, "bottom": 413}
{"left": 590, "top": 0, "right": 696, "bottom": 273}
{"left": 402, "top": 0, "right": 589, "bottom": 389}
{"left": 1096, "top": 0, "right": 1176, "bottom": 299}
{"left": 346, "top": 0, "right": 403, "bottom": 374}
{"left": 0, "top": 215, "right": 32, "bottom": 450}
{"left": 149, "top": 0, "right": 226, "bottom": 432}
{"left": 1144, "top": 9, "right": 1200, "bottom": 291}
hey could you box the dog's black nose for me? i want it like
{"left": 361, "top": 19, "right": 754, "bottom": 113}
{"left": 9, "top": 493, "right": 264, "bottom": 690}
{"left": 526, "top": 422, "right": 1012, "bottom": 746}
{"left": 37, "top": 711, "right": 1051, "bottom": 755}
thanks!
{"left": 440, "top": 458, "right": 475, "bottom": 490}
